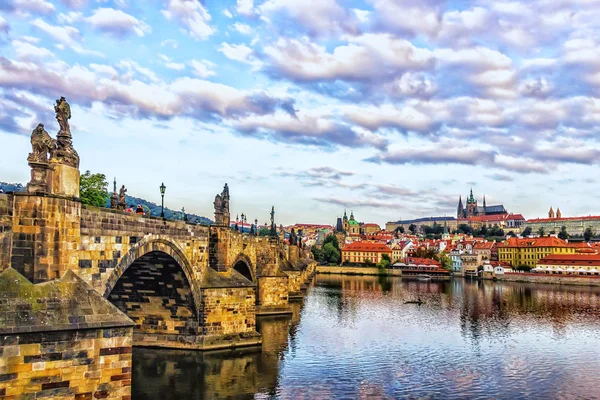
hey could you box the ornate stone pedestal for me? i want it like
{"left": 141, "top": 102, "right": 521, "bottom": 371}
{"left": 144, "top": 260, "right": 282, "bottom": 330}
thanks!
{"left": 26, "top": 162, "right": 52, "bottom": 193}
{"left": 50, "top": 161, "right": 80, "bottom": 197}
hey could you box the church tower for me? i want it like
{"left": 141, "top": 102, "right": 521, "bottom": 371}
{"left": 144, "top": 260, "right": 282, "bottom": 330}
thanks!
{"left": 343, "top": 209, "right": 349, "bottom": 232}
{"left": 549, "top": 207, "right": 555, "bottom": 218}
{"left": 556, "top": 208, "right": 562, "bottom": 218}
{"left": 466, "top": 188, "right": 478, "bottom": 218}
{"left": 457, "top": 195, "right": 465, "bottom": 219}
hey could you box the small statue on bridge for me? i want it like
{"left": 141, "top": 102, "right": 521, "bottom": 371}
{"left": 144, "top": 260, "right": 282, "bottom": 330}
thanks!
{"left": 27, "top": 123, "right": 56, "bottom": 164}
{"left": 51, "top": 96, "right": 79, "bottom": 168}
{"left": 289, "top": 228, "right": 297, "bottom": 246}
{"left": 269, "top": 206, "right": 277, "bottom": 237}
{"left": 213, "top": 183, "right": 231, "bottom": 226}
{"left": 118, "top": 185, "right": 127, "bottom": 210}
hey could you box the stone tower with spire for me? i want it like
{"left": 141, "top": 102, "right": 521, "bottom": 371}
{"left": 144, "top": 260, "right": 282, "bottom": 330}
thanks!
{"left": 466, "top": 188, "right": 478, "bottom": 218}
{"left": 457, "top": 195, "right": 465, "bottom": 219}
{"left": 549, "top": 207, "right": 555, "bottom": 218}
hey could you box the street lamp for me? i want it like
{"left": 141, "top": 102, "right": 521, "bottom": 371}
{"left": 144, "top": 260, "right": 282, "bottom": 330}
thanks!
{"left": 160, "top": 182, "right": 166, "bottom": 219}
{"left": 241, "top": 213, "right": 246, "bottom": 233}
{"left": 255, "top": 218, "right": 258, "bottom": 236}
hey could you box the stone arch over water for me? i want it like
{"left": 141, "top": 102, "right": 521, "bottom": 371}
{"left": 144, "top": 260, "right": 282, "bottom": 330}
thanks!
{"left": 232, "top": 253, "right": 255, "bottom": 282}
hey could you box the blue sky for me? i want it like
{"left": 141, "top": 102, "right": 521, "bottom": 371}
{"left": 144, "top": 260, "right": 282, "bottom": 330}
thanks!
{"left": 1, "top": 0, "right": 600, "bottom": 226}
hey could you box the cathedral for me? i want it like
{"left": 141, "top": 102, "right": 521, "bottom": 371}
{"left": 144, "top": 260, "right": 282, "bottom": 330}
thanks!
{"left": 457, "top": 189, "right": 508, "bottom": 219}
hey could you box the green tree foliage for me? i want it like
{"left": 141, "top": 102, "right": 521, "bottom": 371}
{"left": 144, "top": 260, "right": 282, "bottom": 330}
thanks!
{"left": 522, "top": 226, "right": 532, "bottom": 236}
{"left": 408, "top": 224, "right": 417, "bottom": 234}
{"left": 457, "top": 223, "right": 473, "bottom": 235}
{"left": 79, "top": 170, "right": 109, "bottom": 207}
{"left": 376, "top": 258, "right": 391, "bottom": 269}
{"left": 323, "top": 234, "right": 340, "bottom": 250}
{"left": 398, "top": 226, "right": 405, "bottom": 234}
{"left": 323, "top": 242, "right": 341, "bottom": 264}
{"left": 584, "top": 227, "right": 593, "bottom": 242}
{"left": 381, "top": 254, "right": 391, "bottom": 262}
{"left": 537, "top": 226, "right": 545, "bottom": 236}
{"left": 558, "top": 226, "right": 569, "bottom": 240}
{"left": 258, "top": 227, "right": 270, "bottom": 236}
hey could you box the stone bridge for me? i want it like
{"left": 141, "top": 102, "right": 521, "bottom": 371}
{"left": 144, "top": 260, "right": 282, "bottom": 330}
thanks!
{"left": 1, "top": 190, "right": 315, "bottom": 351}
{"left": 0, "top": 96, "right": 317, "bottom": 399}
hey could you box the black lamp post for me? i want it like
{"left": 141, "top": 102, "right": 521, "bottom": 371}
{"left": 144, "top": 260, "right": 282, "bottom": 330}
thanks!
{"left": 255, "top": 219, "right": 258, "bottom": 236}
{"left": 160, "top": 182, "right": 166, "bottom": 219}
{"left": 241, "top": 213, "right": 246, "bottom": 233}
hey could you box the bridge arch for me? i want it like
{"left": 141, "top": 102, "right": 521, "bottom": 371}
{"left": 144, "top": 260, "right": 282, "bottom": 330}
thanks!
{"left": 103, "top": 235, "right": 201, "bottom": 314}
{"left": 232, "top": 253, "right": 255, "bottom": 282}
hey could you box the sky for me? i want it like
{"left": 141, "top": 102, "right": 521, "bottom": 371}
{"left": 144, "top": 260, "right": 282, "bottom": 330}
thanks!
{"left": 1, "top": 0, "right": 600, "bottom": 227}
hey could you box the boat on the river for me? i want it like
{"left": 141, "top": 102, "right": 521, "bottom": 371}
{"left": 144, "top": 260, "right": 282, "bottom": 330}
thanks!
{"left": 416, "top": 274, "right": 432, "bottom": 280}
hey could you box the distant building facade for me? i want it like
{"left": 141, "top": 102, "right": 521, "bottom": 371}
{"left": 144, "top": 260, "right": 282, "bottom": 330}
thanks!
{"left": 525, "top": 209, "right": 600, "bottom": 237}
{"left": 457, "top": 188, "right": 508, "bottom": 219}
{"left": 341, "top": 242, "right": 392, "bottom": 264}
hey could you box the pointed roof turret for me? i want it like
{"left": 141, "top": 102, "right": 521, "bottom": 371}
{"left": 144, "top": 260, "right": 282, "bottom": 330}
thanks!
{"left": 457, "top": 195, "right": 464, "bottom": 218}
{"left": 468, "top": 188, "right": 476, "bottom": 204}
{"left": 483, "top": 195, "right": 487, "bottom": 208}
{"left": 549, "top": 207, "right": 555, "bottom": 218}
{"left": 556, "top": 208, "right": 562, "bottom": 218}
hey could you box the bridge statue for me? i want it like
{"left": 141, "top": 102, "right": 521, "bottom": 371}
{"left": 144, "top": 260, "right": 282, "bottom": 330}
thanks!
{"left": 51, "top": 96, "right": 79, "bottom": 168}
{"left": 26, "top": 123, "right": 57, "bottom": 193}
{"left": 213, "top": 183, "right": 231, "bottom": 226}
{"left": 289, "top": 228, "right": 297, "bottom": 245}
{"left": 118, "top": 185, "right": 127, "bottom": 210}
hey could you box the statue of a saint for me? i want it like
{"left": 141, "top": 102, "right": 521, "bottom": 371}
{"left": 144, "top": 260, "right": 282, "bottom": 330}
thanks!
{"left": 290, "top": 228, "right": 297, "bottom": 245}
{"left": 54, "top": 96, "right": 71, "bottom": 137}
{"left": 51, "top": 96, "right": 79, "bottom": 168}
{"left": 118, "top": 185, "right": 127, "bottom": 209}
{"left": 27, "top": 123, "right": 56, "bottom": 164}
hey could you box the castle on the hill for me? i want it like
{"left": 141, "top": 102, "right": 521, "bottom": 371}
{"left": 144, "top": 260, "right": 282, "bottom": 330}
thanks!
{"left": 457, "top": 188, "right": 508, "bottom": 219}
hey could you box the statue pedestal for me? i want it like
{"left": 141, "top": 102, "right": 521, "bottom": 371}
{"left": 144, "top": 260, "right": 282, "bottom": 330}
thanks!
{"left": 27, "top": 162, "right": 53, "bottom": 193}
{"left": 50, "top": 162, "right": 80, "bottom": 197}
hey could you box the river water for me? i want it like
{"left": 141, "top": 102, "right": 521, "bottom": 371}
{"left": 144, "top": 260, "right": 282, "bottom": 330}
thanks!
{"left": 132, "top": 275, "right": 600, "bottom": 399}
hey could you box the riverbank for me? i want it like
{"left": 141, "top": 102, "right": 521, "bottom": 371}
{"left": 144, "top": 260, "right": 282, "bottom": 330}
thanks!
{"left": 495, "top": 272, "right": 600, "bottom": 287}
{"left": 316, "top": 266, "right": 402, "bottom": 276}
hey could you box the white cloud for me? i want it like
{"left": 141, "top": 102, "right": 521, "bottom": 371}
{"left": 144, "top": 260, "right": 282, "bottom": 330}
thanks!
{"left": 12, "top": 40, "right": 54, "bottom": 60}
{"left": 86, "top": 8, "right": 151, "bottom": 37}
{"left": 219, "top": 43, "right": 256, "bottom": 65}
{"left": 259, "top": 0, "right": 358, "bottom": 36}
{"left": 233, "top": 23, "right": 252, "bottom": 35}
{"left": 89, "top": 63, "right": 118, "bottom": 78}
{"left": 160, "top": 39, "right": 179, "bottom": 49}
{"left": 11, "top": 0, "right": 55, "bottom": 14}
{"left": 31, "top": 18, "right": 103, "bottom": 57}
{"left": 58, "top": 11, "right": 83, "bottom": 24}
{"left": 162, "top": 0, "right": 214, "bottom": 41}
{"left": 190, "top": 59, "right": 216, "bottom": 78}
{"left": 60, "top": 0, "right": 86, "bottom": 8}
{"left": 0, "top": 16, "right": 8, "bottom": 33}
{"left": 222, "top": 9, "right": 233, "bottom": 18}
{"left": 263, "top": 34, "right": 433, "bottom": 81}
{"left": 158, "top": 54, "right": 185, "bottom": 71}
{"left": 237, "top": 0, "right": 254, "bottom": 16}
{"left": 117, "top": 60, "right": 160, "bottom": 83}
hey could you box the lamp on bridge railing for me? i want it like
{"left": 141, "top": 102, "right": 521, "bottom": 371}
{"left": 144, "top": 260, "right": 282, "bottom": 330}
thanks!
{"left": 160, "top": 182, "right": 166, "bottom": 219}
{"left": 255, "top": 218, "right": 258, "bottom": 236}
{"left": 241, "top": 213, "right": 246, "bottom": 233}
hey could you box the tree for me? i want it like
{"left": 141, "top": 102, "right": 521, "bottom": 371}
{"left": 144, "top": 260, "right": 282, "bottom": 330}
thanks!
{"left": 398, "top": 226, "right": 405, "bottom": 234}
{"left": 79, "top": 170, "right": 109, "bottom": 207}
{"left": 516, "top": 264, "right": 532, "bottom": 272}
{"left": 258, "top": 227, "right": 270, "bottom": 236}
{"left": 408, "top": 224, "right": 417, "bottom": 234}
{"left": 457, "top": 223, "right": 473, "bottom": 235}
{"left": 376, "top": 258, "right": 391, "bottom": 269}
{"left": 584, "top": 227, "right": 593, "bottom": 242}
{"left": 311, "top": 246, "right": 325, "bottom": 263}
{"left": 323, "top": 234, "right": 340, "bottom": 250}
{"left": 323, "top": 242, "right": 341, "bottom": 264}
{"left": 558, "top": 226, "right": 569, "bottom": 240}
{"left": 382, "top": 254, "right": 391, "bottom": 263}
{"left": 522, "top": 226, "right": 532, "bottom": 236}
{"left": 537, "top": 226, "right": 545, "bottom": 236}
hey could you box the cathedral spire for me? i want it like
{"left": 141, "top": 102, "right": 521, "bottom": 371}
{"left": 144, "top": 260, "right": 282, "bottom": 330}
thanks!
{"left": 457, "top": 195, "right": 464, "bottom": 219}
{"left": 483, "top": 195, "right": 487, "bottom": 209}
{"left": 549, "top": 207, "right": 555, "bottom": 218}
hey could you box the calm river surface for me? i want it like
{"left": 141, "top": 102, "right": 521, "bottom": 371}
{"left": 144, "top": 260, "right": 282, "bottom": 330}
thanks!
{"left": 132, "top": 275, "right": 600, "bottom": 399}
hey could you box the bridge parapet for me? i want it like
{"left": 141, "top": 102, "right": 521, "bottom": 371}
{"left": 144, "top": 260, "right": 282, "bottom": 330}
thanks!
{"left": 0, "top": 194, "right": 13, "bottom": 270}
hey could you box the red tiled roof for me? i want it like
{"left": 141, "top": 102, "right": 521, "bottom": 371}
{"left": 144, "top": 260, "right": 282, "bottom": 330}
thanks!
{"left": 406, "top": 257, "right": 442, "bottom": 266}
{"left": 527, "top": 215, "right": 600, "bottom": 223}
{"left": 473, "top": 241, "right": 494, "bottom": 249}
{"left": 500, "top": 237, "right": 568, "bottom": 248}
{"left": 341, "top": 242, "right": 392, "bottom": 253}
{"left": 538, "top": 253, "right": 600, "bottom": 267}
{"left": 363, "top": 223, "right": 381, "bottom": 227}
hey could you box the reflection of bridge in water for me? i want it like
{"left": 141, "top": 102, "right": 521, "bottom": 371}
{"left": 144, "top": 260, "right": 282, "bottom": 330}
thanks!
{"left": 0, "top": 96, "right": 316, "bottom": 399}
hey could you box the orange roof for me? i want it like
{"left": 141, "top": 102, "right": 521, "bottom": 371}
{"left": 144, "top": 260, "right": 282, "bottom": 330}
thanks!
{"left": 538, "top": 254, "right": 600, "bottom": 267}
{"left": 341, "top": 242, "right": 392, "bottom": 253}
{"left": 363, "top": 223, "right": 381, "bottom": 227}
{"left": 500, "top": 237, "right": 568, "bottom": 248}
{"left": 406, "top": 257, "right": 442, "bottom": 267}
{"left": 473, "top": 241, "right": 494, "bottom": 250}
{"left": 527, "top": 215, "right": 600, "bottom": 223}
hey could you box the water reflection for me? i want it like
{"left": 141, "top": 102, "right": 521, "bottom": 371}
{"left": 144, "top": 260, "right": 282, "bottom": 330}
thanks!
{"left": 133, "top": 276, "right": 600, "bottom": 399}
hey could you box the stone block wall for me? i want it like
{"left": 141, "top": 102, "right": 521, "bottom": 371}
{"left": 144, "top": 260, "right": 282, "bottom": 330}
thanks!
{"left": 286, "top": 270, "right": 303, "bottom": 295}
{"left": 0, "top": 327, "right": 133, "bottom": 399}
{"left": 199, "top": 287, "right": 256, "bottom": 337}
{"left": 10, "top": 193, "right": 81, "bottom": 283}
{"left": 0, "top": 194, "right": 13, "bottom": 270}
{"left": 257, "top": 276, "right": 289, "bottom": 308}
{"left": 78, "top": 206, "right": 209, "bottom": 294}
{"left": 108, "top": 253, "right": 197, "bottom": 339}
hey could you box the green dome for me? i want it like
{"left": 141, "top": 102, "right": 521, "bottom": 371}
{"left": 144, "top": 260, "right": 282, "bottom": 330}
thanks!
{"left": 348, "top": 220, "right": 359, "bottom": 225}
